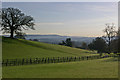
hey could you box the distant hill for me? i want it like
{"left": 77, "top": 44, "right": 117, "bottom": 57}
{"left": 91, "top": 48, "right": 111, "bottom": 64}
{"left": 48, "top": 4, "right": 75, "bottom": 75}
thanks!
{"left": 25, "top": 35, "right": 96, "bottom": 46}
{"left": 2, "top": 34, "right": 96, "bottom": 47}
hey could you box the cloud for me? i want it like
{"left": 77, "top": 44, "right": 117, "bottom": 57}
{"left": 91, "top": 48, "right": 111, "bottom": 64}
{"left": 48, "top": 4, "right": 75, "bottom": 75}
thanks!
{"left": 2, "top": 0, "right": 120, "bottom": 2}
{"left": 91, "top": 6, "right": 115, "bottom": 12}
{"left": 66, "top": 16, "right": 117, "bottom": 25}
{"left": 83, "top": 3, "right": 117, "bottom": 13}
{"left": 35, "top": 22, "right": 64, "bottom": 26}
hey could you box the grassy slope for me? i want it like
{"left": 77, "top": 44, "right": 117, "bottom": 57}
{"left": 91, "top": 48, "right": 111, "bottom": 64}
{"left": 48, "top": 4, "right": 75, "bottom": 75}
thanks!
{"left": 2, "top": 37, "right": 97, "bottom": 59}
{"left": 3, "top": 57, "right": 118, "bottom": 78}
{"left": 2, "top": 38, "right": 118, "bottom": 78}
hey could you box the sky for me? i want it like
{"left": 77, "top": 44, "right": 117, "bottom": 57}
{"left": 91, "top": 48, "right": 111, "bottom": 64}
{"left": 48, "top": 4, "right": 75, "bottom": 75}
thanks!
{"left": 2, "top": 2, "right": 118, "bottom": 37}
{"left": 1, "top": 0, "right": 120, "bottom": 2}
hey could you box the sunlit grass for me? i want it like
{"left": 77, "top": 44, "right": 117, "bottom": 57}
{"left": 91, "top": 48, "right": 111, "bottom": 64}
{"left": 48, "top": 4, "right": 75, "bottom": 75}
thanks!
{"left": 2, "top": 37, "right": 98, "bottom": 59}
{"left": 2, "top": 37, "right": 118, "bottom": 78}
{"left": 2, "top": 57, "right": 118, "bottom": 78}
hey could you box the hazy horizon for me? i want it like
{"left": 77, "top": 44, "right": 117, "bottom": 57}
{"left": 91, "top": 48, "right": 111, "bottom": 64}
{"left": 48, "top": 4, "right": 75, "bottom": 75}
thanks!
{"left": 2, "top": 2, "right": 118, "bottom": 37}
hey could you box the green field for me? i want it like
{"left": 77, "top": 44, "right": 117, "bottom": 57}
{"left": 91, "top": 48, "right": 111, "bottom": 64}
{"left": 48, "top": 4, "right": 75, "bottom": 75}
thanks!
{"left": 3, "top": 57, "right": 118, "bottom": 78}
{"left": 2, "top": 37, "right": 118, "bottom": 78}
{"left": 2, "top": 37, "right": 98, "bottom": 59}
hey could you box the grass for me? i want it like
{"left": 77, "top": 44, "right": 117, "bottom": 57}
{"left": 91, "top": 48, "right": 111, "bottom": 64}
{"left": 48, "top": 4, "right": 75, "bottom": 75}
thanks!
{"left": 2, "top": 57, "right": 118, "bottom": 78}
{"left": 2, "top": 37, "right": 118, "bottom": 78}
{"left": 2, "top": 37, "right": 98, "bottom": 59}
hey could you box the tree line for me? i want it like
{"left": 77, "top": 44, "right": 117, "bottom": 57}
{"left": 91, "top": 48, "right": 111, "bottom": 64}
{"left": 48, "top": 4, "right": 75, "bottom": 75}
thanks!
{"left": 89, "top": 24, "right": 119, "bottom": 54}
{"left": 59, "top": 24, "right": 120, "bottom": 54}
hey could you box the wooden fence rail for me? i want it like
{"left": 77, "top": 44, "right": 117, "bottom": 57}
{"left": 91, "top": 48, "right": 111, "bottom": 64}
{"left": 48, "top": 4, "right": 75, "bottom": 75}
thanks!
{"left": 2, "top": 55, "right": 119, "bottom": 66}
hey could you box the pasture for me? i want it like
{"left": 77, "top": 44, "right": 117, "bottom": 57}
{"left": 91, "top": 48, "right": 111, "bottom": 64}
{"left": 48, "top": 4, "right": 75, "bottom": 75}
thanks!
{"left": 2, "top": 37, "right": 118, "bottom": 78}
{"left": 2, "top": 57, "right": 118, "bottom": 78}
{"left": 2, "top": 37, "right": 98, "bottom": 59}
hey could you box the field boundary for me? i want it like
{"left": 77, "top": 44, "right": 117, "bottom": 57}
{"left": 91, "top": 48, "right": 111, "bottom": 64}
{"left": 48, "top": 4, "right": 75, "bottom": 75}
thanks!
{"left": 2, "top": 55, "right": 119, "bottom": 66}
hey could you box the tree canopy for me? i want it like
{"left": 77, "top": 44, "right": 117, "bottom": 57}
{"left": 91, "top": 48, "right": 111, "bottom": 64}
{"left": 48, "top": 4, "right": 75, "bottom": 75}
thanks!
{"left": 88, "top": 37, "right": 107, "bottom": 53}
{"left": 59, "top": 38, "right": 73, "bottom": 47}
{"left": 1, "top": 7, "right": 35, "bottom": 38}
{"left": 103, "top": 23, "right": 117, "bottom": 53}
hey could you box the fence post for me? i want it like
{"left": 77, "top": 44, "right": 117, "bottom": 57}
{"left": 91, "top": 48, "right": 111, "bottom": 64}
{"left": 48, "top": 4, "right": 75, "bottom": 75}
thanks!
{"left": 71, "top": 57, "right": 73, "bottom": 61}
{"left": 79, "top": 57, "right": 80, "bottom": 61}
{"left": 58, "top": 57, "right": 59, "bottom": 63}
{"left": 74, "top": 57, "right": 76, "bottom": 61}
{"left": 45, "top": 58, "right": 46, "bottom": 63}
{"left": 22, "top": 58, "right": 24, "bottom": 65}
{"left": 87, "top": 56, "right": 88, "bottom": 60}
{"left": 42, "top": 58, "right": 44, "bottom": 63}
{"left": 53, "top": 57, "right": 55, "bottom": 63}
{"left": 47, "top": 58, "right": 49, "bottom": 63}
{"left": 30, "top": 58, "right": 32, "bottom": 64}
{"left": 69, "top": 57, "right": 71, "bottom": 62}
{"left": 6, "top": 59, "right": 8, "bottom": 66}
{"left": 67, "top": 57, "right": 68, "bottom": 62}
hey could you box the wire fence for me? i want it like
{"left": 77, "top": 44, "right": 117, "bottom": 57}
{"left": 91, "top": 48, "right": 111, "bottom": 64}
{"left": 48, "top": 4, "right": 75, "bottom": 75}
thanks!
{"left": 2, "top": 55, "right": 119, "bottom": 66}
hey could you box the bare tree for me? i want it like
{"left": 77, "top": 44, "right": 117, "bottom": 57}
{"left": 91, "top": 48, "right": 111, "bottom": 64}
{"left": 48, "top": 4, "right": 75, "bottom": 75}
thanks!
{"left": 117, "top": 27, "right": 120, "bottom": 53}
{"left": 103, "top": 23, "right": 117, "bottom": 54}
{"left": 1, "top": 7, "right": 35, "bottom": 38}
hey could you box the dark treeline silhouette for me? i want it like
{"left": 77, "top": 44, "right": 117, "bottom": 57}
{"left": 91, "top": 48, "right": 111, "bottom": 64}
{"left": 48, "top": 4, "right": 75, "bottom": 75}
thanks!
{"left": 59, "top": 38, "right": 73, "bottom": 47}
{"left": 102, "top": 23, "right": 117, "bottom": 54}
{"left": 118, "top": 27, "right": 120, "bottom": 53}
{"left": 88, "top": 37, "right": 119, "bottom": 54}
{"left": 88, "top": 24, "right": 119, "bottom": 54}
{"left": 88, "top": 37, "right": 107, "bottom": 53}
{"left": 58, "top": 24, "right": 119, "bottom": 54}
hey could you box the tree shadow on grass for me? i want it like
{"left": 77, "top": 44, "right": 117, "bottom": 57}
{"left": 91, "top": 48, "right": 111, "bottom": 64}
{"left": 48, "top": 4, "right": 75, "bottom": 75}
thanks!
{"left": 2, "top": 37, "right": 19, "bottom": 44}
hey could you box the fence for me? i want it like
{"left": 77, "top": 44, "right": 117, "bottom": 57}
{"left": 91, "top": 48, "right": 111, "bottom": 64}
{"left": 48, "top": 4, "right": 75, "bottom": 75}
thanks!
{"left": 2, "top": 55, "right": 119, "bottom": 66}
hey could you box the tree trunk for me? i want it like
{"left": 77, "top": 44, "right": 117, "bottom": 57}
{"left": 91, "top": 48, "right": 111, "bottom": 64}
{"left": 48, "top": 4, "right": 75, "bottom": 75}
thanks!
{"left": 118, "top": 38, "right": 120, "bottom": 53}
{"left": 10, "top": 28, "right": 14, "bottom": 38}
{"left": 108, "top": 37, "right": 111, "bottom": 54}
